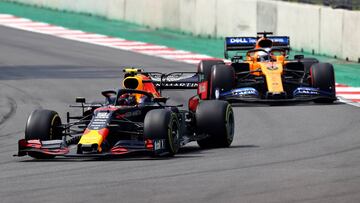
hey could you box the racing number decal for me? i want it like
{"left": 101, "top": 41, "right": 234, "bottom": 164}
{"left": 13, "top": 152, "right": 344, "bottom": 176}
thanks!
{"left": 154, "top": 139, "right": 165, "bottom": 151}
{"left": 89, "top": 112, "right": 111, "bottom": 130}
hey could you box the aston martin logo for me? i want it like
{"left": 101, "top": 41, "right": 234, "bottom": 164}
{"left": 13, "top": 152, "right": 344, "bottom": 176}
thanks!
{"left": 267, "top": 65, "right": 279, "bottom": 70}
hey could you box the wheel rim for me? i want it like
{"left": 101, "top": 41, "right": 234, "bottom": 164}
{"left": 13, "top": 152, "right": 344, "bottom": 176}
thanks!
{"left": 49, "top": 114, "right": 61, "bottom": 140}
{"left": 169, "top": 118, "right": 180, "bottom": 154}
{"left": 226, "top": 107, "right": 235, "bottom": 144}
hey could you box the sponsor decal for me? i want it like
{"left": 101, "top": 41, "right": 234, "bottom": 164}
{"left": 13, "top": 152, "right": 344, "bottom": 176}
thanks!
{"left": 154, "top": 139, "right": 165, "bottom": 151}
{"left": 89, "top": 112, "right": 111, "bottom": 130}
{"left": 231, "top": 88, "right": 258, "bottom": 96}
{"left": 227, "top": 37, "right": 256, "bottom": 45}
{"left": 293, "top": 87, "right": 320, "bottom": 96}
{"left": 150, "top": 73, "right": 197, "bottom": 82}
{"left": 155, "top": 82, "right": 198, "bottom": 88}
{"left": 268, "top": 37, "right": 289, "bottom": 45}
{"left": 267, "top": 65, "right": 279, "bottom": 70}
{"left": 166, "top": 73, "right": 197, "bottom": 82}
{"left": 96, "top": 112, "right": 110, "bottom": 119}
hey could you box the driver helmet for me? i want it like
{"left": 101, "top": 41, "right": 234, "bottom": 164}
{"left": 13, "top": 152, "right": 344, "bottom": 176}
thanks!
{"left": 256, "top": 51, "right": 270, "bottom": 62}
{"left": 118, "top": 94, "right": 137, "bottom": 106}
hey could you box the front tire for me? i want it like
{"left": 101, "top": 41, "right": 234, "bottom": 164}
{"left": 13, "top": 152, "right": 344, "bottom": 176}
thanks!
{"left": 196, "top": 100, "right": 235, "bottom": 148}
{"left": 301, "top": 58, "right": 319, "bottom": 74}
{"left": 144, "top": 109, "right": 180, "bottom": 156}
{"left": 310, "top": 63, "right": 336, "bottom": 103}
{"left": 25, "top": 109, "right": 63, "bottom": 159}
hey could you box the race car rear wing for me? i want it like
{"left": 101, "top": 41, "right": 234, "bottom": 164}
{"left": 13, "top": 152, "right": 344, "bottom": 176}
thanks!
{"left": 224, "top": 36, "right": 290, "bottom": 58}
{"left": 123, "top": 68, "right": 203, "bottom": 90}
{"left": 146, "top": 72, "right": 203, "bottom": 90}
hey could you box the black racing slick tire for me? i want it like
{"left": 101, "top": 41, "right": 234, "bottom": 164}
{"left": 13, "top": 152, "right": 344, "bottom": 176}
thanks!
{"left": 144, "top": 109, "right": 180, "bottom": 157}
{"left": 198, "top": 60, "right": 225, "bottom": 99}
{"left": 310, "top": 63, "right": 336, "bottom": 103}
{"left": 25, "top": 109, "right": 63, "bottom": 159}
{"left": 196, "top": 100, "right": 235, "bottom": 148}
{"left": 301, "top": 58, "right": 319, "bottom": 74}
{"left": 209, "top": 64, "right": 235, "bottom": 99}
{"left": 197, "top": 59, "right": 225, "bottom": 81}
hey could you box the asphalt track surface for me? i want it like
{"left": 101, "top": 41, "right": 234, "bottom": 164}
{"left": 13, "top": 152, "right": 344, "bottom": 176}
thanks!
{"left": 1, "top": 26, "right": 360, "bottom": 203}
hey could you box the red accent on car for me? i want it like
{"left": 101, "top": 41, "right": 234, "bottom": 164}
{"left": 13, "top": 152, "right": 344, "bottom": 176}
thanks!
{"left": 83, "top": 128, "right": 90, "bottom": 135}
{"left": 44, "top": 148, "right": 69, "bottom": 155}
{"left": 145, "top": 139, "right": 154, "bottom": 150}
{"left": 98, "top": 128, "right": 110, "bottom": 140}
{"left": 95, "top": 106, "right": 118, "bottom": 111}
{"left": 198, "top": 81, "right": 208, "bottom": 99}
{"left": 140, "top": 75, "right": 161, "bottom": 97}
{"left": 26, "top": 139, "right": 42, "bottom": 149}
{"left": 18, "top": 139, "right": 70, "bottom": 155}
{"left": 111, "top": 146, "right": 128, "bottom": 154}
{"left": 18, "top": 139, "right": 28, "bottom": 147}
{"left": 310, "top": 65, "right": 314, "bottom": 85}
{"left": 188, "top": 96, "right": 199, "bottom": 112}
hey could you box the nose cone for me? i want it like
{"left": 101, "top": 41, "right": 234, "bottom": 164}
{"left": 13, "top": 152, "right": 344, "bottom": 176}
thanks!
{"left": 78, "top": 128, "right": 109, "bottom": 153}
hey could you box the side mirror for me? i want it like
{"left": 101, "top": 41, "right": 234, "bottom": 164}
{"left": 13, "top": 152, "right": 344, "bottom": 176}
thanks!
{"left": 101, "top": 90, "right": 117, "bottom": 98}
{"left": 294, "top": 55, "right": 304, "bottom": 60}
{"left": 76, "top": 97, "right": 86, "bottom": 103}
{"left": 224, "top": 51, "right": 229, "bottom": 59}
{"left": 231, "top": 55, "right": 243, "bottom": 63}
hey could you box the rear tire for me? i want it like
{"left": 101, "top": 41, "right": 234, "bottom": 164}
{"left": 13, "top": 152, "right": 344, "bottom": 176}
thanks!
{"left": 209, "top": 65, "right": 235, "bottom": 99}
{"left": 310, "top": 63, "right": 336, "bottom": 103}
{"left": 25, "top": 109, "right": 63, "bottom": 159}
{"left": 196, "top": 100, "right": 234, "bottom": 148}
{"left": 198, "top": 60, "right": 225, "bottom": 99}
{"left": 197, "top": 60, "right": 225, "bottom": 81}
{"left": 144, "top": 109, "right": 180, "bottom": 156}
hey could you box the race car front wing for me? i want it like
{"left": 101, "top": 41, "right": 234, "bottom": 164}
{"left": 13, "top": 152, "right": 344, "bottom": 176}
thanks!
{"left": 16, "top": 138, "right": 169, "bottom": 158}
{"left": 218, "top": 87, "right": 336, "bottom": 103}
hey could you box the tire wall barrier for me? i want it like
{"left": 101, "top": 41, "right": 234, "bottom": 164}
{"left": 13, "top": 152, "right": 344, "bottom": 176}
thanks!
{"left": 5, "top": 0, "right": 360, "bottom": 61}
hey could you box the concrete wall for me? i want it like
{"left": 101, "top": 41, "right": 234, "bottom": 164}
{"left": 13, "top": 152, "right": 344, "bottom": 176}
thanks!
{"left": 277, "top": 2, "right": 322, "bottom": 54}
{"left": 216, "top": 0, "right": 257, "bottom": 37}
{"left": 342, "top": 10, "right": 360, "bottom": 61}
{"left": 257, "top": 0, "right": 277, "bottom": 34}
{"left": 5, "top": 0, "right": 360, "bottom": 61}
{"left": 319, "top": 7, "right": 344, "bottom": 58}
{"left": 179, "top": 0, "right": 196, "bottom": 34}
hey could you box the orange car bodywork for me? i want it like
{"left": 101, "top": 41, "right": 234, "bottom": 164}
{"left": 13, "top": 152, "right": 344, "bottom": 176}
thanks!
{"left": 241, "top": 37, "right": 291, "bottom": 95}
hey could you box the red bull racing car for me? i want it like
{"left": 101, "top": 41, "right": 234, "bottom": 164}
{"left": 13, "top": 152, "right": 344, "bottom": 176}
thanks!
{"left": 16, "top": 69, "right": 234, "bottom": 159}
{"left": 197, "top": 32, "right": 336, "bottom": 104}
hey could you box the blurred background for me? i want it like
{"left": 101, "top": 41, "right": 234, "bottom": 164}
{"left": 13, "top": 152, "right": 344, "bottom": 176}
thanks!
{"left": 282, "top": 0, "right": 360, "bottom": 10}
{"left": 2, "top": 0, "right": 359, "bottom": 63}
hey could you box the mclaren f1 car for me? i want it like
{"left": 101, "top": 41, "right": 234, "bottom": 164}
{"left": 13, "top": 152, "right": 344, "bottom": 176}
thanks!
{"left": 197, "top": 32, "right": 336, "bottom": 103}
{"left": 16, "top": 68, "right": 234, "bottom": 159}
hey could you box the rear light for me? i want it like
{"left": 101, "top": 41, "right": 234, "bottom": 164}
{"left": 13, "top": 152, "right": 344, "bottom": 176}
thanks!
{"left": 145, "top": 139, "right": 154, "bottom": 150}
{"left": 197, "top": 81, "right": 208, "bottom": 99}
{"left": 188, "top": 96, "right": 199, "bottom": 112}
